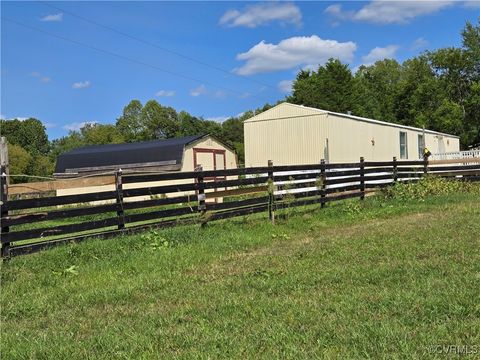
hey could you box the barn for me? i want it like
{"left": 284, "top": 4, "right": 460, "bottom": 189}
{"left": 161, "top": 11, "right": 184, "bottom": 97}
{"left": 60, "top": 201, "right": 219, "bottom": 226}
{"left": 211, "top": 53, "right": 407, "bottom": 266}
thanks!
{"left": 54, "top": 134, "right": 237, "bottom": 199}
{"left": 55, "top": 134, "right": 236, "bottom": 176}
{"left": 244, "top": 102, "right": 460, "bottom": 167}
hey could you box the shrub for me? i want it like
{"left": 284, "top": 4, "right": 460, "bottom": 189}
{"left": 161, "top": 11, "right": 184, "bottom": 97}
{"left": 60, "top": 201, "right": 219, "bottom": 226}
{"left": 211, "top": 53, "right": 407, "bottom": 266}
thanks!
{"left": 383, "top": 176, "right": 480, "bottom": 201}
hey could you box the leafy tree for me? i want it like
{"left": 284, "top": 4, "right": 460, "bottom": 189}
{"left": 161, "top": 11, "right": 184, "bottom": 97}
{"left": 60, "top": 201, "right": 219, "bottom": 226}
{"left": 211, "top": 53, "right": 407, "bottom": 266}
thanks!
{"left": 221, "top": 117, "right": 244, "bottom": 163}
{"left": 289, "top": 59, "right": 354, "bottom": 113}
{"left": 29, "top": 154, "right": 55, "bottom": 179}
{"left": 393, "top": 56, "right": 443, "bottom": 129}
{"left": 0, "top": 118, "right": 49, "bottom": 155}
{"left": 80, "top": 123, "right": 124, "bottom": 145}
{"left": 142, "top": 100, "right": 180, "bottom": 139}
{"left": 353, "top": 59, "right": 402, "bottom": 122}
{"left": 116, "top": 100, "right": 146, "bottom": 141}
{"left": 178, "top": 111, "right": 205, "bottom": 136}
{"left": 8, "top": 144, "right": 31, "bottom": 183}
{"left": 50, "top": 131, "right": 85, "bottom": 161}
{"left": 462, "top": 18, "right": 480, "bottom": 79}
{"left": 462, "top": 18, "right": 480, "bottom": 145}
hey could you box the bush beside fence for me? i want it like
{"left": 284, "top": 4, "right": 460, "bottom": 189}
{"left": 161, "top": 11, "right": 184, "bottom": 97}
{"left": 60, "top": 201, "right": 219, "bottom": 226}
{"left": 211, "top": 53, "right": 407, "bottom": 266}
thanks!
{"left": 1, "top": 157, "right": 479, "bottom": 258}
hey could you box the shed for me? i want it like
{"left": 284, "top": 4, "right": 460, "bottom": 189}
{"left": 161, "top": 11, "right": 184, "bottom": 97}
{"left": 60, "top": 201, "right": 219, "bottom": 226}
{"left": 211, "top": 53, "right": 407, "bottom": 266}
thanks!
{"left": 54, "top": 134, "right": 237, "bottom": 200}
{"left": 244, "top": 102, "right": 460, "bottom": 166}
{"left": 55, "top": 134, "right": 237, "bottom": 176}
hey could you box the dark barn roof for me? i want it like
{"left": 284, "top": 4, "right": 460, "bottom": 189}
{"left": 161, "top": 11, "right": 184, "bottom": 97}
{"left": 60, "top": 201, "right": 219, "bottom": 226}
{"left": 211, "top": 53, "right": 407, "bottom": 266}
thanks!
{"left": 55, "top": 135, "right": 206, "bottom": 174}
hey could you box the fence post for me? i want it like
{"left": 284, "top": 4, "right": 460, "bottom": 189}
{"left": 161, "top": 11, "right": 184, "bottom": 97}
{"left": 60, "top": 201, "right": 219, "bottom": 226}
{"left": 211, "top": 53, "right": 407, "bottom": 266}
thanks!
{"left": 115, "top": 169, "right": 125, "bottom": 230}
{"left": 360, "top": 157, "right": 365, "bottom": 200}
{"left": 0, "top": 137, "right": 9, "bottom": 186}
{"left": 267, "top": 160, "right": 275, "bottom": 225}
{"left": 392, "top": 156, "right": 398, "bottom": 183}
{"left": 1, "top": 165, "right": 10, "bottom": 258}
{"left": 196, "top": 165, "right": 206, "bottom": 215}
{"left": 320, "top": 159, "right": 326, "bottom": 208}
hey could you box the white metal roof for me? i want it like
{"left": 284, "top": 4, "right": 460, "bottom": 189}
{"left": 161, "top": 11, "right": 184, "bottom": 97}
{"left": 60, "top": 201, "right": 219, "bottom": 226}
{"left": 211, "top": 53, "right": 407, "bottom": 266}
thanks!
{"left": 244, "top": 102, "right": 460, "bottom": 139}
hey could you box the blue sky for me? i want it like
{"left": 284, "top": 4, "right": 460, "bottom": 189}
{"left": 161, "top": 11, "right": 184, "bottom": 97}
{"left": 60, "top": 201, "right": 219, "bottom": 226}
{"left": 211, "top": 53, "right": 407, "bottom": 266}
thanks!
{"left": 1, "top": 1, "right": 479, "bottom": 139}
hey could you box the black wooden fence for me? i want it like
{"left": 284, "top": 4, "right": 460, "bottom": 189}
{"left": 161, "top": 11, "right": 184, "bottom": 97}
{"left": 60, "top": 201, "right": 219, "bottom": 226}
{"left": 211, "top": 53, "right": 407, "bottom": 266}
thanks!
{"left": 1, "top": 157, "right": 479, "bottom": 258}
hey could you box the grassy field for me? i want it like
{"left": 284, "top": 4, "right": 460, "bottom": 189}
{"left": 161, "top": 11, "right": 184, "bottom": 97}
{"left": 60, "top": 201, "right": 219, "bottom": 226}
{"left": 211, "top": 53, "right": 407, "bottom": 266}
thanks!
{"left": 1, "top": 193, "right": 480, "bottom": 359}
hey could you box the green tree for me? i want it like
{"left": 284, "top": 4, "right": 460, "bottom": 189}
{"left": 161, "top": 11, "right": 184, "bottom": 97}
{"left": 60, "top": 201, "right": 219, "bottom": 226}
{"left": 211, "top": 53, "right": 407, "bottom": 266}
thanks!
{"left": 221, "top": 117, "right": 244, "bottom": 163}
{"left": 462, "top": 18, "right": 480, "bottom": 79}
{"left": 0, "top": 118, "right": 49, "bottom": 155}
{"left": 81, "top": 123, "right": 124, "bottom": 145}
{"left": 29, "top": 154, "right": 55, "bottom": 179}
{"left": 50, "top": 131, "right": 85, "bottom": 161}
{"left": 290, "top": 59, "right": 355, "bottom": 113}
{"left": 353, "top": 59, "right": 402, "bottom": 122}
{"left": 116, "top": 100, "right": 145, "bottom": 141}
{"left": 462, "top": 18, "right": 480, "bottom": 145}
{"left": 142, "top": 100, "right": 180, "bottom": 139}
{"left": 8, "top": 144, "right": 32, "bottom": 183}
{"left": 178, "top": 111, "right": 205, "bottom": 136}
{"left": 394, "top": 56, "right": 443, "bottom": 129}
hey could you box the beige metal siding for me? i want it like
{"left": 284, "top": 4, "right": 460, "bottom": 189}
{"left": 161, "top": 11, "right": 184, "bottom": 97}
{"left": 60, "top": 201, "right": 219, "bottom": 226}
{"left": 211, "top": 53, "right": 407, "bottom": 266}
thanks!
{"left": 326, "top": 114, "right": 459, "bottom": 162}
{"left": 244, "top": 102, "right": 322, "bottom": 123}
{"left": 245, "top": 113, "right": 329, "bottom": 166}
{"left": 244, "top": 103, "right": 460, "bottom": 166}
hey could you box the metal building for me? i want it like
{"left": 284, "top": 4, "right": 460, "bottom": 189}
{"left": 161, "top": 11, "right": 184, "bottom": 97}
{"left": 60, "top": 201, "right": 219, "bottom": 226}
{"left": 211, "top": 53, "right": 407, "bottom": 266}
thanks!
{"left": 55, "top": 134, "right": 236, "bottom": 176}
{"left": 244, "top": 102, "right": 460, "bottom": 167}
{"left": 55, "top": 134, "right": 237, "bottom": 200}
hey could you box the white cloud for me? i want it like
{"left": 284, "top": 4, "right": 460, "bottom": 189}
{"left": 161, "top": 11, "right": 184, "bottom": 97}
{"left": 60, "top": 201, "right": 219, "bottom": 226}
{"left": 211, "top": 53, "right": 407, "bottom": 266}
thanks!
{"left": 278, "top": 80, "right": 293, "bottom": 93}
{"left": 4, "top": 116, "right": 29, "bottom": 121}
{"left": 325, "top": 1, "right": 454, "bottom": 25}
{"left": 1, "top": 115, "right": 55, "bottom": 129}
{"left": 234, "top": 35, "right": 357, "bottom": 75}
{"left": 220, "top": 2, "right": 302, "bottom": 28}
{"left": 30, "top": 71, "right": 51, "bottom": 83}
{"left": 411, "top": 37, "right": 429, "bottom": 51}
{"left": 324, "top": 4, "right": 354, "bottom": 21}
{"left": 63, "top": 121, "right": 97, "bottom": 131}
{"left": 361, "top": 45, "right": 399, "bottom": 66}
{"left": 40, "top": 13, "right": 63, "bottom": 22}
{"left": 190, "top": 84, "right": 207, "bottom": 97}
{"left": 155, "top": 90, "right": 175, "bottom": 97}
{"left": 213, "top": 90, "right": 227, "bottom": 99}
{"left": 72, "top": 80, "right": 91, "bottom": 89}
{"left": 362, "top": 45, "right": 399, "bottom": 66}
{"left": 205, "top": 116, "right": 230, "bottom": 122}
{"left": 463, "top": 1, "right": 480, "bottom": 8}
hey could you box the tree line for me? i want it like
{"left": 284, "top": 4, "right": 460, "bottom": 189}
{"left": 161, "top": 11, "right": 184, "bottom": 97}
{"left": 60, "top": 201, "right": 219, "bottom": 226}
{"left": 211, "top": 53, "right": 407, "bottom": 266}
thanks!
{"left": 1, "top": 102, "right": 270, "bottom": 182}
{"left": 1, "top": 18, "right": 478, "bottom": 183}
{"left": 289, "top": 19, "right": 480, "bottom": 149}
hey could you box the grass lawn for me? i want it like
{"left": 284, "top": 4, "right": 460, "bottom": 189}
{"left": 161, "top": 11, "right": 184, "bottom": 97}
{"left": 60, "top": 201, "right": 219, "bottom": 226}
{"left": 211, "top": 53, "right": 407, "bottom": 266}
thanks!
{"left": 1, "top": 193, "right": 480, "bottom": 359}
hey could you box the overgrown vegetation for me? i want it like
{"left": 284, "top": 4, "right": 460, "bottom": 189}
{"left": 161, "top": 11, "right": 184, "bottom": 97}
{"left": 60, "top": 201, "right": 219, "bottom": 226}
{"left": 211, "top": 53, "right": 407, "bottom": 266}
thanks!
{"left": 1, "top": 189, "right": 479, "bottom": 358}
{"left": 384, "top": 176, "right": 480, "bottom": 200}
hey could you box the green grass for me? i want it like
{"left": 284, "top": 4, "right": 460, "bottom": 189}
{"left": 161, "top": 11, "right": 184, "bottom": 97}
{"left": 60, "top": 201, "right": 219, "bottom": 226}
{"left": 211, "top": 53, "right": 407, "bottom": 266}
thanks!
{"left": 1, "top": 193, "right": 480, "bottom": 359}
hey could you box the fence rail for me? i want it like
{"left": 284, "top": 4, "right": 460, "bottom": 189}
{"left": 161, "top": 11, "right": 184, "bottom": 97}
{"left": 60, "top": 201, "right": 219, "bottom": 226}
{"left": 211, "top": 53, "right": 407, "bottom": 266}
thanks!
{"left": 430, "top": 150, "right": 480, "bottom": 161}
{"left": 1, "top": 157, "right": 479, "bottom": 258}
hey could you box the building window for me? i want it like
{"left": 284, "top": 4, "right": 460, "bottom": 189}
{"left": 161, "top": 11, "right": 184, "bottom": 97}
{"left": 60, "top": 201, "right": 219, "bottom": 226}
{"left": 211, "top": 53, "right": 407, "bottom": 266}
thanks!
{"left": 399, "top": 131, "right": 408, "bottom": 159}
{"left": 418, "top": 134, "right": 425, "bottom": 159}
